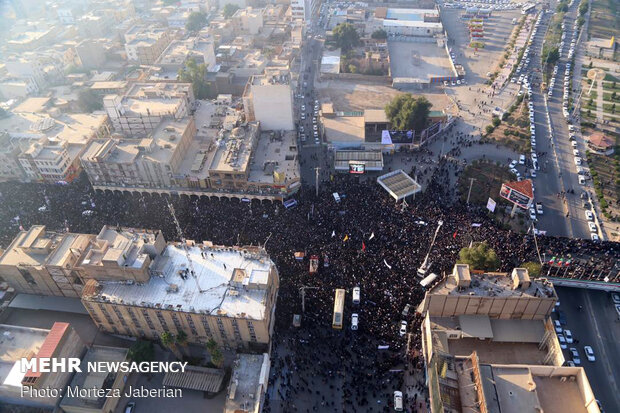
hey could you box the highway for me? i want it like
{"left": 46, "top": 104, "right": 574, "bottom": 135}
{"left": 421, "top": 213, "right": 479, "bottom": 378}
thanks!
{"left": 555, "top": 287, "right": 620, "bottom": 413}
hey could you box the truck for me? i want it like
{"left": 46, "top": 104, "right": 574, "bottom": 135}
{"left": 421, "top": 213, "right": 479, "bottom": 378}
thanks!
{"left": 309, "top": 255, "right": 319, "bottom": 273}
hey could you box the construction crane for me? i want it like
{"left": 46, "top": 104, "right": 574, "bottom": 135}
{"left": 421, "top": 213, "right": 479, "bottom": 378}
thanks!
{"left": 167, "top": 199, "right": 205, "bottom": 293}
{"left": 299, "top": 286, "right": 318, "bottom": 313}
{"left": 417, "top": 220, "right": 443, "bottom": 278}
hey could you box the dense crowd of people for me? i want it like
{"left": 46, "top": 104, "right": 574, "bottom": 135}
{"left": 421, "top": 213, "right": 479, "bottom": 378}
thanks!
{"left": 0, "top": 167, "right": 618, "bottom": 412}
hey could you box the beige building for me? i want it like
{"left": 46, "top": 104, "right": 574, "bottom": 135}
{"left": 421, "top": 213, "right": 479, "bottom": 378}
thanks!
{"left": 418, "top": 264, "right": 557, "bottom": 320}
{"left": 232, "top": 7, "right": 264, "bottom": 35}
{"left": 0, "top": 322, "right": 85, "bottom": 408}
{"left": 225, "top": 353, "right": 270, "bottom": 413}
{"left": 124, "top": 26, "right": 173, "bottom": 65}
{"left": 82, "top": 243, "right": 279, "bottom": 351}
{"left": 60, "top": 346, "right": 129, "bottom": 413}
{"left": 0, "top": 225, "right": 165, "bottom": 297}
{"left": 81, "top": 117, "right": 196, "bottom": 189}
{"left": 419, "top": 264, "right": 600, "bottom": 413}
{"left": 103, "top": 82, "right": 194, "bottom": 137}
{"left": 243, "top": 68, "right": 295, "bottom": 131}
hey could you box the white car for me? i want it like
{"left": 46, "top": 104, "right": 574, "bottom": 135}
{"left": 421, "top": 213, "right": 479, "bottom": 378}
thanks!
{"left": 584, "top": 346, "right": 595, "bottom": 362}
{"left": 394, "top": 391, "right": 404, "bottom": 412}
{"left": 573, "top": 149, "right": 580, "bottom": 156}
{"left": 519, "top": 155, "right": 526, "bottom": 165}
{"left": 529, "top": 208, "right": 537, "bottom": 220}
{"left": 399, "top": 320, "right": 407, "bottom": 336}
{"left": 536, "top": 203, "right": 543, "bottom": 215}
{"left": 569, "top": 347, "right": 581, "bottom": 365}
{"left": 574, "top": 157, "right": 582, "bottom": 166}
{"left": 510, "top": 160, "right": 518, "bottom": 168}
{"left": 558, "top": 334, "right": 567, "bottom": 349}
{"left": 571, "top": 141, "right": 577, "bottom": 148}
{"left": 510, "top": 167, "right": 519, "bottom": 175}
{"left": 351, "top": 313, "right": 359, "bottom": 330}
{"left": 585, "top": 211, "right": 594, "bottom": 221}
{"left": 591, "top": 233, "right": 599, "bottom": 241}
{"left": 588, "top": 222, "right": 597, "bottom": 233}
{"left": 554, "top": 320, "right": 563, "bottom": 334}
{"left": 564, "top": 330, "right": 573, "bottom": 343}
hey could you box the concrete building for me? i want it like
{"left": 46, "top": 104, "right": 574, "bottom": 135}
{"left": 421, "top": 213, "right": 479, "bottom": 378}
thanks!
{"left": 225, "top": 353, "right": 270, "bottom": 413}
{"left": 418, "top": 264, "right": 600, "bottom": 413}
{"left": 18, "top": 137, "right": 80, "bottom": 183}
{"left": 153, "top": 37, "right": 217, "bottom": 80}
{"left": 81, "top": 117, "right": 196, "bottom": 188}
{"left": 75, "top": 40, "right": 107, "bottom": 69}
{"left": 0, "top": 226, "right": 95, "bottom": 297}
{"left": 243, "top": 69, "right": 295, "bottom": 131}
{"left": 103, "top": 82, "right": 194, "bottom": 137}
{"left": 232, "top": 7, "right": 264, "bottom": 35}
{"left": 124, "top": 25, "right": 173, "bottom": 65}
{"left": 0, "top": 132, "right": 26, "bottom": 181}
{"left": 81, "top": 242, "right": 280, "bottom": 351}
{"left": 371, "top": 8, "right": 443, "bottom": 37}
{"left": 59, "top": 346, "right": 129, "bottom": 413}
{"left": 0, "top": 322, "right": 86, "bottom": 408}
{"left": 290, "top": 0, "right": 306, "bottom": 21}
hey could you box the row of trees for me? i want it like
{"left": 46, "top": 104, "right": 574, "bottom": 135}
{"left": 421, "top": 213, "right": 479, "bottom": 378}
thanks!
{"left": 144, "top": 332, "right": 224, "bottom": 367}
{"left": 384, "top": 94, "right": 432, "bottom": 132}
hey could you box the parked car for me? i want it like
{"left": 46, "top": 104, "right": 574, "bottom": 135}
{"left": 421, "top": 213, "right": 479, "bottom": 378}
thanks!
{"left": 558, "top": 334, "right": 567, "bottom": 350}
{"left": 584, "top": 346, "right": 595, "bottom": 362}
{"left": 563, "top": 329, "right": 573, "bottom": 344}
{"left": 569, "top": 347, "right": 581, "bottom": 365}
{"left": 399, "top": 320, "right": 407, "bottom": 336}
{"left": 554, "top": 320, "right": 563, "bottom": 334}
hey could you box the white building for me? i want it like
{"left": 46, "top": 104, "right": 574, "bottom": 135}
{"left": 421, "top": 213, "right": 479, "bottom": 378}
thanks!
{"left": 290, "top": 0, "right": 306, "bottom": 21}
{"left": 232, "top": 7, "right": 264, "bottom": 35}
{"left": 243, "top": 69, "right": 294, "bottom": 131}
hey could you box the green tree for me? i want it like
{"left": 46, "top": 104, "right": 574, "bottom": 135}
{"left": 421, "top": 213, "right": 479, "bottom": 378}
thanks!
{"left": 579, "top": 1, "right": 588, "bottom": 16}
{"left": 160, "top": 332, "right": 182, "bottom": 359}
{"left": 128, "top": 340, "right": 155, "bottom": 363}
{"left": 543, "top": 47, "right": 560, "bottom": 66}
{"left": 492, "top": 116, "right": 501, "bottom": 127}
{"left": 77, "top": 89, "right": 103, "bottom": 112}
{"left": 206, "top": 338, "right": 224, "bottom": 368}
{"left": 178, "top": 57, "right": 211, "bottom": 99}
{"left": 458, "top": 242, "right": 500, "bottom": 271}
{"left": 332, "top": 23, "right": 360, "bottom": 52}
{"left": 348, "top": 64, "right": 357, "bottom": 73}
{"left": 556, "top": 2, "right": 568, "bottom": 12}
{"left": 384, "top": 94, "right": 432, "bottom": 131}
{"left": 222, "top": 4, "right": 240, "bottom": 19}
{"left": 371, "top": 29, "right": 387, "bottom": 40}
{"left": 186, "top": 12, "right": 207, "bottom": 32}
{"left": 520, "top": 262, "right": 542, "bottom": 277}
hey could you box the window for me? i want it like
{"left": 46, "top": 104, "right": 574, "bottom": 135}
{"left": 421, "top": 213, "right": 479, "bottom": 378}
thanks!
{"left": 18, "top": 268, "right": 37, "bottom": 285}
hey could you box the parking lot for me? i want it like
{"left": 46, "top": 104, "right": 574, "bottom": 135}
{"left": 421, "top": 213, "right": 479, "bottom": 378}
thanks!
{"left": 554, "top": 287, "right": 620, "bottom": 413}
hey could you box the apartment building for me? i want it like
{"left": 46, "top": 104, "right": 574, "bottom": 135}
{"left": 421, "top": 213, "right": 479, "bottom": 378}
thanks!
{"left": 0, "top": 226, "right": 94, "bottom": 297}
{"left": 243, "top": 68, "right": 295, "bottom": 131}
{"left": 124, "top": 25, "right": 173, "bottom": 65}
{"left": 82, "top": 242, "right": 280, "bottom": 351}
{"left": 290, "top": 0, "right": 306, "bottom": 21}
{"left": 0, "top": 323, "right": 85, "bottom": 408}
{"left": 418, "top": 264, "right": 601, "bottom": 413}
{"left": 231, "top": 7, "right": 264, "bottom": 35}
{"left": 103, "top": 82, "right": 194, "bottom": 136}
{"left": 81, "top": 117, "right": 196, "bottom": 188}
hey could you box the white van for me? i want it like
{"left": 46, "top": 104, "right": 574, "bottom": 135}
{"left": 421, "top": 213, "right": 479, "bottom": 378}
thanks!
{"left": 351, "top": 313, "right": 359, "bottom": 330}
{"left": 352, "top": 287, "right": 360, "bottom": 304}
{"left": 394, "top": 391, "right": 403, "bottom": 411}
{"left": 420, "top": 273, "right": 439, "bottom": 288}
{"left": 333, "top": 192, "right": 341, "bottom": 203}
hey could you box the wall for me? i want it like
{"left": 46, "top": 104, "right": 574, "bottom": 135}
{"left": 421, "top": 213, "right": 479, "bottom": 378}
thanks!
{"left": 421, "top": 293, "right": 555, "bottom": 319}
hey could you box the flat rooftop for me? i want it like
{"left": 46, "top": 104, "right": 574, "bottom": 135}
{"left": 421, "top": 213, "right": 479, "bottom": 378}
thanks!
{"left": 0, "top": 324, "right": 48, "bottom": 388}
{"left": 0, "top": 226, "right": 62, "bottom": 267}
{"left": 248, "top": 131, "right": 299, "bottom": 184}
{"left": 322, "top": 115, "right": 365, "bottom": 144}
{"left": 388, "top": 41, "right": 454, "bottom": 84}
{"left": 429, "top": 271, "right": 556, "bottom": 299}
{"left": 225, "top": 353, "right": 269, "bottom": 413}
{"left": 60, "top": 346, "right": 128, "bottom": 409}
{"left": 81, "top": 226, "right": 159, "bottom": 269}
{"left": 84, "top": 245, "right": 274, "bottom": 320}
{"left": 209, "top": 125, "right": 257, "bottom": 173}
{"left": 377, "top": 169, "right": 421, "bottom": 200}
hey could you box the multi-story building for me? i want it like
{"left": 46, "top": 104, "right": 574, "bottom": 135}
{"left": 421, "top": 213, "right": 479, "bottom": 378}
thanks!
{"left": 18, "top": 138, "right": 80, "bottom": 183}
{"left": 153, "top": 36, "right": 217, "bottom": 79}
{"left": 0, "top": 132, "right": 26, "bottom": 181}
{"left": 243, "top": 68, "right": 295, "bottom": 131}
{"left": 81, "top": 117, "right": 196, "bottom": 188}
{"left": 124, "top": 25, "right": 173, "bottom": 65}
{"left": 82, "top": 242, "right": 279, "bottom": 351}
{"left": 225, "top": 353, "right": 270, "bottom": 413}
{"left": 231, "top": 7, "right": 264, "bottom": 35}
{"left": 290, "top": 0, "right": 306, "bottom": 21}
{"left": 74, "top": 40, "right": 107, "bottom": 69}
{"left": 418, "top": 264, "right": 601, "bottom": 413}
{"left": 0, "top": 322, "right": 85, "bottom": 408}
{"left": 103, "top": 82, "right": 194, "bottom": 136}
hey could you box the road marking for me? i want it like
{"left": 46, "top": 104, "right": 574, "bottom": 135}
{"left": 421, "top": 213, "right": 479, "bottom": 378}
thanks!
{"left": 584, "top": 292, "right": 619, "bottom": 404}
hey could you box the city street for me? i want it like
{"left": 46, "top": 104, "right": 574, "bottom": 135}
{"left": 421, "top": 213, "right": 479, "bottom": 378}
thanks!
{"left": 555, "top": 287, "right": 620, "bottom": 413}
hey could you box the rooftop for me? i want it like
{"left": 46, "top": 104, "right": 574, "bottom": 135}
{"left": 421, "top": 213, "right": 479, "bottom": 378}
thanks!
{"left": 60, "top": 346, "right": 128, "bottom": 409}
{"left": 163, "top": 366, "right": 225, "bottom": 393}
{"left": 0, "top": 226, "right": 63, "bottom": 267}
{"left": 225, "top": 353, "right": 270, "bottom": 413}
{"left": 428, "top": 266, "right": 556, "bottom": 299}
{"left": 209, "top": 124, "right": 258, "bottom": 173}
{"left": 0, "top": 324, "right": 48, "bottom": 388}
{"left": 83, "top": 244, "right": 275, "bottom": 320}
{"left": 377, "top": 169, "right": 421, "bottom": 200}
{"left": 248, "top": 131, "right": 299, "bottom": 184}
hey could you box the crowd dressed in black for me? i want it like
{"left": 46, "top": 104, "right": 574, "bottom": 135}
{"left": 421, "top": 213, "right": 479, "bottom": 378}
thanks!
{"left": 0, "top": 166, "right": 617, "bottom": 412}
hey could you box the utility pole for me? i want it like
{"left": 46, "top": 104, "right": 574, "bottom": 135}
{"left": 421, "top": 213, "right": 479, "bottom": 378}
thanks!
{"left": 300, "top": 286, "right": 318, "bottom": 313}
{"left": 315, "top": 166, "right": 320, "bottom": 197}
{"left": 466, "top": 178, "right": 475, "bottom": 205}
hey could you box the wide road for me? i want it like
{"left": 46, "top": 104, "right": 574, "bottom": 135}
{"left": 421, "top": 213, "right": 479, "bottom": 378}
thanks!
{"left": 539, "top": 0, "right": 596, "bottom": 239}
{"left": 555, "top": 287, "right": 620, "bottom": 412}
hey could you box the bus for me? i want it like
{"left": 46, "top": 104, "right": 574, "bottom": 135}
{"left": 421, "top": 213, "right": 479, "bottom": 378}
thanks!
{"left": 522, "top": 4, "right": 535, "bottom": 14}
{"left": 332, "top": 289, "right": 345, "bottom": 329}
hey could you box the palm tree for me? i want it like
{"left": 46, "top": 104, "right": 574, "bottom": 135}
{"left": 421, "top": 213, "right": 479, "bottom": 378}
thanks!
{"left": 205, "top": 338, "right": 223, "bottom": 367}
{"left": 160, "top": 332, "right": 182, "bottom": 359}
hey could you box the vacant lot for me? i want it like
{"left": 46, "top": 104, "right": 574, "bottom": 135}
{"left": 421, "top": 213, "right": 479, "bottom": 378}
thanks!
{"left": 589, "top": 0, "right": 620, "bottom": 39}
{"left": 586, "top": 147, "right": 620, "bottom": 222}
{"left": 486, "top": 97, "right": 531, "bottom": 152}
{"left": 457, "top": 160, "right": 515, "bottom": 205}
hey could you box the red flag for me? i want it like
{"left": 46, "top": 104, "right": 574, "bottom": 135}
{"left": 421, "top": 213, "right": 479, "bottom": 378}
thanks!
{"left": 361, "top": 241, "right": 366, "bottom": 252}
{"left": 453, "top": 231, "right": 458, "bottom": 239}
